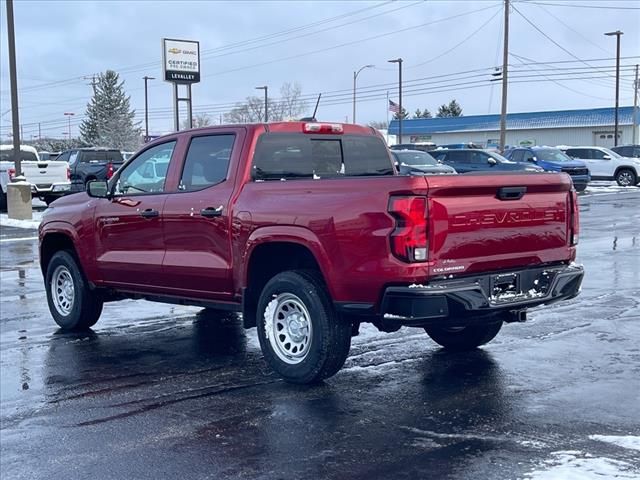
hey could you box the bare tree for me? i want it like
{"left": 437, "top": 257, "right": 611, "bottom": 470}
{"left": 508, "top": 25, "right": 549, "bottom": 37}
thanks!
{"left": 368, "top": 120, "right": 389, "bottom": 130}
{"left": 181, "top": 113, "right": 212, "bottom": 130}
{"left": 224, "top": 82, "right": 308, "bottom": 124}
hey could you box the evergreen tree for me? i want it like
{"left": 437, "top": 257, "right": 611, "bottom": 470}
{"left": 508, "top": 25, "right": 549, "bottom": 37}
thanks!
{"left": 413, "top": 108, "right": 432, "bottom": 119}
{"left": 393, "top": 107, "right": 409, "bottom": 120}
{"left": 436, "top": 99, "right": 463, "bottom": 118}
{"left": 80, "top": 70, "right": 141, "bottom": 150}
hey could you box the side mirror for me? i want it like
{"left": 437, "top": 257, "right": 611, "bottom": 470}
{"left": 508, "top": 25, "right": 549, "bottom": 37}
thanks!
{"left": 603, "top": 154, "right": 611, "bottom": 160}
{"left": 528, "top": 157, "right": 537, "bottom": 162}
{"left": 87, "top": 180, "right": 109, "bottom": 198}
{"left": 487, "top": 157, "right": 497, "bottom": 165}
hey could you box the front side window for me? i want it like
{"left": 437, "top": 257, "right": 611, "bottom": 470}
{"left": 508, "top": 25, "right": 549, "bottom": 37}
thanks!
{"left": 566, "top": 149, "right": 589, "bottom": 159}
{"left": 180, "top": 135, "right": 235, "bottom": 191}
{"left": 470, "top": 151, "right": 491, "bottom": 164}
{"left": 510, "top": 150, "right": 524, "bottom": 162}
{"left": 114, "top": 141, "right": 176, "bottom": 195}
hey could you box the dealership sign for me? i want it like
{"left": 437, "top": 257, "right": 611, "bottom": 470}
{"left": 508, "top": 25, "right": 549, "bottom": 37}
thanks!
{"left": 163, "top": 38, "right": 200, "bottom": 83}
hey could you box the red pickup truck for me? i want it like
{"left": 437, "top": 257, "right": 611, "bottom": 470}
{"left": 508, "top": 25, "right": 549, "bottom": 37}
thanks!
{"left": 39, "top": 122, "right": 584, "bottom": 383}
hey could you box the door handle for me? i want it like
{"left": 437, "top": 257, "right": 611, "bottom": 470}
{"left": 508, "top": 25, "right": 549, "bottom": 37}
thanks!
{"left": 497, "top": 186, "right": 527, "bottom": 200}
{"left": 140, "top": 208, "right": 160, "bottom": 218}
{"left": 200, "top": 206, "right": 223, "bottom": 218}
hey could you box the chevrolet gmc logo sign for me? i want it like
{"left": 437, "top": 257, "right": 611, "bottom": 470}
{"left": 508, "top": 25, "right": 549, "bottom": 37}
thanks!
{"left": 451, "top": 208, "right": 565, "bottom": 227}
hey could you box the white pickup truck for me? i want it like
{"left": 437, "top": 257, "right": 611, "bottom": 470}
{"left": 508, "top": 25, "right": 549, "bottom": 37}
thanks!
{"left": 0, "top": 145, "right": 71, "bottom": 209}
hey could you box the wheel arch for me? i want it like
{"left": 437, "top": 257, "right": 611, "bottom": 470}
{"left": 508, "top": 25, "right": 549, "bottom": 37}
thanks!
{"left": 240, "top": 227, "right": 334, "bottom": 328}
{"left": 40, "top": 224, "right": 83, "bottom": 277}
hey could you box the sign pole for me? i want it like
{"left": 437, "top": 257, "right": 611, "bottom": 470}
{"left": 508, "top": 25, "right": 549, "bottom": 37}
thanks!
{"left": 173, "top": 83, "right": 179, "bottom": 131}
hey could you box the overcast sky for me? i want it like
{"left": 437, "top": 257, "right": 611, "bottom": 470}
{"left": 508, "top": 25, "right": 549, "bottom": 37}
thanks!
{"left": 1, "top": 0, "right": 639, "bottom": 140}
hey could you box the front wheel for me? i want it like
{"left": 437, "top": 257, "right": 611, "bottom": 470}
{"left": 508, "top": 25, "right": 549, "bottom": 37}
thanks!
{"left": 425, "top": 322, "right": 502, "bottom": 351}
{"left": 45, "top": 250, "right": 103, "bottom": 330}
{"left": 256, "top": 270, "right": 351, "bottom": 384}
{"left": 615, "top": 168, "right": 637, "bottom": 187}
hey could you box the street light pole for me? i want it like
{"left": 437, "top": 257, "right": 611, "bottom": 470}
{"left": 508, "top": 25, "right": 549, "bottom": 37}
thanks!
{"left": 143, "top": 76, "right": 155, "bottom": 141}
{"left": 353, "top": 64, "right": 374, "bottom": 124}
{"left": 255, "top": 86, "right": 268, "bottom": 122}
{"left": 605, "top": 30, "right": 623, "bottom": 147}
{"left": 388, "top": 58, "right": 403, "bottom": 143}
{"left": 64, "top": 112, "right": 74, "bottom": 140}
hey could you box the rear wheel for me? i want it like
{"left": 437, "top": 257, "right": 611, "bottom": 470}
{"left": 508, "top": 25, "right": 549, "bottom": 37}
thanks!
{"left": 0, "top": 187, "right": 6, "bottom": 212}
{"left": 45, "top": 250, "right": 103, "bottom": 330}
{"left": 615, "top": 168, "right": 637, "bottom": 187}
{"left": 256, "top": 270, "right": 351, "bottom": 384}
{"left": 425, "top": 321, "right": 502, "bottom": 351}
{"left": 43, "top": 195, "right": 56, "bottom": 206}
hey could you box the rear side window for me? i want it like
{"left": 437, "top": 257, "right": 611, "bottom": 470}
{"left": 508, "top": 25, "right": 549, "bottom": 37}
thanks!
{"left": 252, "top": 134, "right": 392, "bottom": 180}
{"left": 510, "top": 150, "right": 524, "bottom": 162}
{"left": 443, "top": 150, "right": 470, "bottom": 163}
{"left": 180, "top": 135, "right": 235, "bottom": 191}
{"left": 566, "top": 149, "right": 589, "bottom": 159}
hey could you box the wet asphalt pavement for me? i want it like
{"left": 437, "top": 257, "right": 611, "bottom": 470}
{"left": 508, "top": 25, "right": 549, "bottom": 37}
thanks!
{"left": 1, "top": 190, "right": 639, "bottom": 480}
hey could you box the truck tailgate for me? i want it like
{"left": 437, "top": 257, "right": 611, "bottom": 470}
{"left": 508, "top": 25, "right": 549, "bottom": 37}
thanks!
{"left": 22, "top": 160, "right": 69, "bottom": 187}
{"left": 426, "top": 172, "right": 574, "bottom": 276}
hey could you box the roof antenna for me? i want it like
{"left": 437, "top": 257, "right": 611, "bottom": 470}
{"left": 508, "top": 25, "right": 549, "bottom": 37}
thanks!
{"left": 300, "top": 93, "right": 321, "bottom": 122}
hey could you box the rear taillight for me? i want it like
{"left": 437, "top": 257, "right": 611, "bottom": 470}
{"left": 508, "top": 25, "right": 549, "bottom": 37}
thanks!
{"left": 388, "top": 196, "right": 428, "bottom": 262}
{"left": 8, "top": 168, "right": 15, "bottom": 180}
{"left": 570, "top": 189, "right": 579, "bottom": 245}
{"left": 66, "top": 165, "right": 71, "bottom": 180}
{"left": 105, "top": 162, "right": 114, "bottom": 180}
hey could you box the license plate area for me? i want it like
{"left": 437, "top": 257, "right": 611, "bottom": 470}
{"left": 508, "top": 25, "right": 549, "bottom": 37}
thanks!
{"left": 491, "top": 273, "right": 520, "bottom": 298}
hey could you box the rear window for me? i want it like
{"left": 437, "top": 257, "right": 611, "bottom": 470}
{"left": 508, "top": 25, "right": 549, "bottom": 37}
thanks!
{"left": 252, "top": 134, "right": 393, "bottom": 180}
{"left": 81, "top": 150, "right": 123, "bottom": 163}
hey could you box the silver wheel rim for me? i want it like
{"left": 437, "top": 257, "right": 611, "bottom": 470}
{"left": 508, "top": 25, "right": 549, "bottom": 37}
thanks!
{"left": 51, "top": 265, "right": 75, "bottom": 316}
{"left": 617, "top": 171, "right": 633, "bottom": 186}
{"left": 264, "top": 293, "right": 313, "bottom": 365}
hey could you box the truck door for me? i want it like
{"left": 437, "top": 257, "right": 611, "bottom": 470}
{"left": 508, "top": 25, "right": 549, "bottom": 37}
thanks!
{"left": 93, "top": 141, "right": 176, "bottom": 287}
{"left": 161, "top": 130, "right": 244, "bottom": 301}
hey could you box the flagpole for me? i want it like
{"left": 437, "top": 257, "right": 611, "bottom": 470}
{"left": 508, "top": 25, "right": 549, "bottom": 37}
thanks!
{"left": 386, "top": 90, "right": 389, "bottom": 132}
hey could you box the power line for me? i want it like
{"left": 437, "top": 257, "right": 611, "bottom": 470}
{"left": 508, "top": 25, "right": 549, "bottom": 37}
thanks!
{"left": 523, "top": 1, "right": 640, "bottom": 11}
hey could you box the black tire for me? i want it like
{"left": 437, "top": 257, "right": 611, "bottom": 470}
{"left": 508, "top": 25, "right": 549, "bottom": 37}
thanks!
{"left": 43, "top": 195, "right": 56, "bottom": 206}
{"left": 574, "top": 183, "right": 587, "bottom": 192}
{"left": 425, "top": 321, "right": 502, "bottom": 351}
{"left": 0, "top": 188, "right": 6, "bottom": 212}
{"left": 615, "top": 168, "right": 637, "bottom": 187}
{"left": 45, "top": 250, "right": 103, "bottom": 331}
{"left": 256, "top": 270, "right": 351, "bottom": 384}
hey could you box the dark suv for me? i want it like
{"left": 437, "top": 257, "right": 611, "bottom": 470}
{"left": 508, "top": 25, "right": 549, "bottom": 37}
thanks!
{"left": 56, "top": 148, "right": 124, "bottom": 192}
{"left": 611, "top": 145, "right": 640, "bottom": 158}
{"left": 430, "top": 149, "right": 543, "bottom": 174}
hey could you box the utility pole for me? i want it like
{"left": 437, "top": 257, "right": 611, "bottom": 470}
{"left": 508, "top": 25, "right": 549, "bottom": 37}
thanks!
{"left": 64, "top": 112, "right": 74, "bottom": 139}
{"left": 143, "top": 76, "right": 155, "bottom": 140}
{"left": 605, "top": 30, "right": 623, "bottom": 146}
{"left": 353, "top": 64, "right": 374, "bottom": 125}
{"left": 633, "top": 64, "right": 639, "bottom": 143}
{"left": 6, "top": 0, "right": 21, "bottom": 177}
{"left": 388, "top": 58, "right": 403, "bottom": 143}
{"left": 84, "top": 75, "right": 98, "bottom": 95}
{"left": 255, "top": 86, "right": 268, "bottom": 122}
{"left": 38, "top": 122, "right": 41, "bottom": 140}
{"left": 499, "top": 0, "right": 510, "bottom": 152}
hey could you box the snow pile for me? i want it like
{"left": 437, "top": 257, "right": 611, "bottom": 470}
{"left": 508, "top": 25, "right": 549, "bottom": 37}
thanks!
{"left": 589, "top": 435, "right": 640, "bottom": 452}
{"left": 525, "top": 450, "right": 639, "bottom": 480}
{"left": 0, "top": 211, "right": 43, "bottom": 229}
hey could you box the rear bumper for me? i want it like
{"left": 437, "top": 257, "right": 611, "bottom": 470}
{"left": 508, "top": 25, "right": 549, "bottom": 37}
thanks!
{"left": 31, "top": 182, "right": 71, "bottom": 197}
{"left": 378, "top": 263, "right": 584, "bottom": 326}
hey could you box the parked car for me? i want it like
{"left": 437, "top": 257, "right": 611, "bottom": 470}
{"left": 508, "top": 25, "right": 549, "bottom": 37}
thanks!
{"left": 560, "top": 146, "right": 640, "bottom": 187}
{"left": 391, "top": 149, "right": 457, "bottom": 175}
{"left": 56, "top": 148, "right": 124, "bottom": 192}
{"left": 430, "top": 149, "right": 544, "bottom": 174}
{"left": 611, "top": 145, "right": 640, "bottom": 159}
{"left": 39, "top": 121, "right": 583, "bottom": 384}
{"left": 0, "top": 145, "right": 70, "bottom": 205}
{"left": 504, "top": 147, "right": 590, "bottom": 192}
{"left": 390, "top": 142, "right": 437, "bottom": 152}
{"left": 436, "top": 143, "right": 482, "bottom": 150}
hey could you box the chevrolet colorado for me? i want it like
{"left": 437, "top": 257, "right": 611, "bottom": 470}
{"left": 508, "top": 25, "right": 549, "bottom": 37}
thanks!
{"left": 39, "top": 122, "right": 584, "bottom": 383}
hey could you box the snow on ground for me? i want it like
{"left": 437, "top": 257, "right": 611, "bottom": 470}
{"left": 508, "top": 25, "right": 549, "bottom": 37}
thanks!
{"left": 584, "top": 181, "right": 639, "bottom": 196}
{"left": 524, "top": 450, "right": 640, "bottom": 480}
{"left": 0, "top": 211, "right": 43, "bottom": 230}
{"left": 589, "top": 435, "right": 640, "bottom": 452}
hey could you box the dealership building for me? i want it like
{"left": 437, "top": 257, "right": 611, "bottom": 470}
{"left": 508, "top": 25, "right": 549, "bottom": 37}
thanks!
{"left": 388, "top": 106, "right": 639, "bottom": 148}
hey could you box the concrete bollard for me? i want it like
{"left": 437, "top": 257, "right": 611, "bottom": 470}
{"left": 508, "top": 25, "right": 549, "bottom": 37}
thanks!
{"left": 7, "top": 181, "right": 33, "bottom": 220}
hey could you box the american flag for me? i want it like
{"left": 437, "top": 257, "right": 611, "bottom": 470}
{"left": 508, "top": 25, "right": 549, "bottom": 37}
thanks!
{"left": 388, "top": 99, "right": 400, "bottom": 114}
